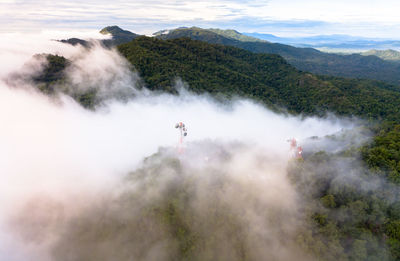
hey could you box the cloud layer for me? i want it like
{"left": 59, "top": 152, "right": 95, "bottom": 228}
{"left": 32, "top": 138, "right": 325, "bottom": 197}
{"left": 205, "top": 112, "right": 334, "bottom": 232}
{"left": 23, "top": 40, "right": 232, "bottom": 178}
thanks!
{"left": 2, "top": 0, "right": 400, "bottom": 38}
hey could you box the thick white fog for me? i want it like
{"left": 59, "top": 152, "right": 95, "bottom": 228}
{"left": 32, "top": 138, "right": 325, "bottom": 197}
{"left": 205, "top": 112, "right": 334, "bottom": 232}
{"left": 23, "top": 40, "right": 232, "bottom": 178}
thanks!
{"left": 0, "top": 33, "right": 364, "bottom": 261}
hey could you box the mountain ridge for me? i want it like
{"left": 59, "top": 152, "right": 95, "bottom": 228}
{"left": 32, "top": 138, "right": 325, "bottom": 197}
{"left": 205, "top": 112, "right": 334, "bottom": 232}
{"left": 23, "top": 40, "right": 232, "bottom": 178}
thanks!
{"left": 117, "top": 36, "right": 400, "bottom": 121}
{"left": 59, "top": 25, "right": 141, "bottom": 47}
{"left": 156, "top": 27, "right": 400, "bottom": 85}
{"left": 244, "top": 32, "right": 400, "bottom": 50}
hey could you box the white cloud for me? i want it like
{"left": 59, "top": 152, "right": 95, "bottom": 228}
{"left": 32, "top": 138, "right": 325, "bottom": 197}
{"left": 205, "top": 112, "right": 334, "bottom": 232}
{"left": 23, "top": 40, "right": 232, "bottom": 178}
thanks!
{"left": 256, "top": 0, "right": 399, "bottom": 23}
{"left": 2, "top": 0, "right": 400, "bottom": 37}
{"left": 0, "top": 31, "right": 108, "bottom": 79}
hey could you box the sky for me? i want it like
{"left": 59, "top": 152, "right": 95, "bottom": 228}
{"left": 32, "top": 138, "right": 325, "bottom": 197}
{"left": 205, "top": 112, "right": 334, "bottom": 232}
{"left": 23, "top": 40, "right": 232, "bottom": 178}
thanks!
{"left": 1, "top": 0, "right": 400, "bottom": 39}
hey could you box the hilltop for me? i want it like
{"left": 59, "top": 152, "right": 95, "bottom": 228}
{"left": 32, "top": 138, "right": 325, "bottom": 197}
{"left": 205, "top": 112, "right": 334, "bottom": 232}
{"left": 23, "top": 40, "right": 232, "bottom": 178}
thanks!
{"left": 100, "top": 25, "right": 141, "bottom": 46}
{"left": 59, "top": 25, "right": 140, "bottom": 47}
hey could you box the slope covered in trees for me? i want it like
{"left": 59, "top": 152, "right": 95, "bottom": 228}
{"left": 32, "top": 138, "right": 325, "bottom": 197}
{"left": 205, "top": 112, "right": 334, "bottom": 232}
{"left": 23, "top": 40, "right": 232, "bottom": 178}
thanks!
{"left": 362, "top": 124, "right": 400, "bottom": 183}
{"left": 20, "top": 54, "right": 98, "bottom": 108}
{"left": 288, "top": 144, "right": 400, "bottom": 260}
{"left": 118, "top": 36, "right": 400, "bottom": 121}
{"left": 157, "top": 27, "right": 400, "bottom": 86}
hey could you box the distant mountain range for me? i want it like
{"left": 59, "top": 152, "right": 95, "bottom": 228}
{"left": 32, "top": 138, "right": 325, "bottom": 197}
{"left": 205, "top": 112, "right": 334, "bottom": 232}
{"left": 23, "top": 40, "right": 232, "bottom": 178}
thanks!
{"left": 59, "top": 26, "right": 141, "bottom": 47}
{"left": 244, "top": 32, "right": 400, "bottom": 52}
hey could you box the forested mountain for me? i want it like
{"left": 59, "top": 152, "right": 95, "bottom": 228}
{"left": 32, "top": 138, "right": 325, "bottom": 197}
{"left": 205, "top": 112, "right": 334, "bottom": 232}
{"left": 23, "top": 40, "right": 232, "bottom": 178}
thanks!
{"left": 156, "top": 27, "right": 400, "bottom": 85}
{"left": 100, "top": 25, "right": 141, "bottom": 46}
{"left": 117, "top": 36, "right": 400, "bottom": 121}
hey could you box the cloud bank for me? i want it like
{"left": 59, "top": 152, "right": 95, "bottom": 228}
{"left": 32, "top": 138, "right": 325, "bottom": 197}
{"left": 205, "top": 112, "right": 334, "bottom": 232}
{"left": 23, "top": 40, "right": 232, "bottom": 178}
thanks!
{"left": 2, "top": 0, "right": 400, "bottom": 38}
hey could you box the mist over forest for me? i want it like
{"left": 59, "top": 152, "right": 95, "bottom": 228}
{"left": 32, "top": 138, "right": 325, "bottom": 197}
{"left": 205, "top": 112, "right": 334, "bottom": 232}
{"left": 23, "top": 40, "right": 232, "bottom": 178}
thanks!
{"left": 1, "top": 25, "right": 400, "bottom": 261}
